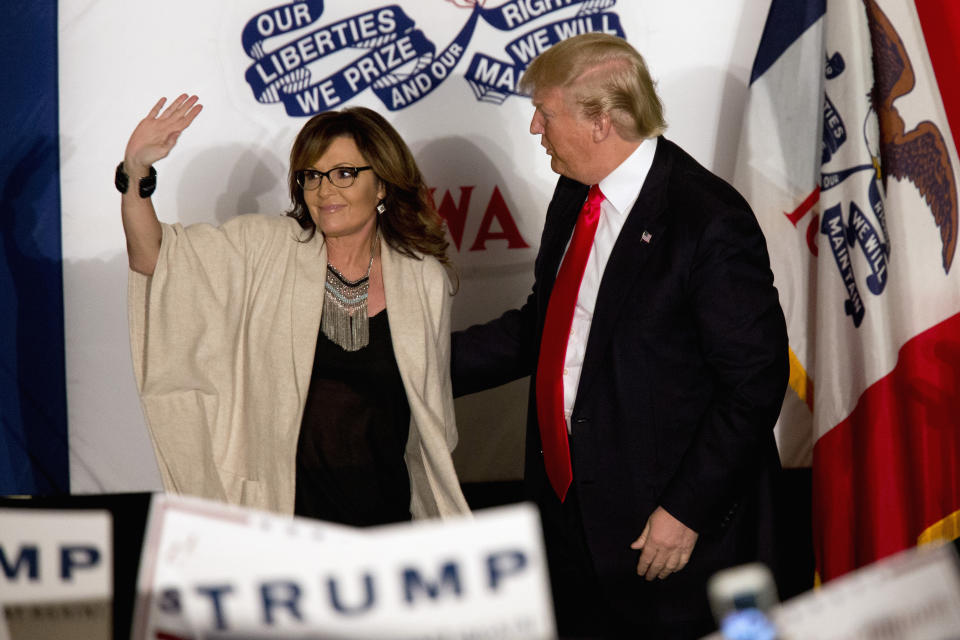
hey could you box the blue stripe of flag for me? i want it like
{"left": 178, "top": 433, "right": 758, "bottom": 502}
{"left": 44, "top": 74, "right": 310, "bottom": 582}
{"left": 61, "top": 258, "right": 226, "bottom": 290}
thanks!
{"left": 0, "top": 1, "right": 69, "bottom": 495}
{"left": 750, "top": 0, "right": 826, "bottom": 85}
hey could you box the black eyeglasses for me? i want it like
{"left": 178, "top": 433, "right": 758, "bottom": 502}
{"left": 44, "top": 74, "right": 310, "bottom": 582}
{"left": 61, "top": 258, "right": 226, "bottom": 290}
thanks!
{"left": 295, "top": 166, "right": 372, "bottom": 190}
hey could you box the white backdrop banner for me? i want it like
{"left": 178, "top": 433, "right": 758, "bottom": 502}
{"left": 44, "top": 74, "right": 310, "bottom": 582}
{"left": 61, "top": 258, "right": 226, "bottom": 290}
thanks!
{"left": 58, "top": 0, "right": 769, "bottom": 492}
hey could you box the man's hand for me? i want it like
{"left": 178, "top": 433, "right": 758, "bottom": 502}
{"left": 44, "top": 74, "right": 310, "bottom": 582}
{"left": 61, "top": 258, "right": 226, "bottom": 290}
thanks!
{"left": 630, "top": 506, "right": 698, "bottom": 581}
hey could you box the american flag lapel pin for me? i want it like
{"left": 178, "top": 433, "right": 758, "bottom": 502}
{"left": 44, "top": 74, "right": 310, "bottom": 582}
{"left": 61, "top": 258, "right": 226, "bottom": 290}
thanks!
{"left": 641, "top": 230, "right": 652, "bottom": 244}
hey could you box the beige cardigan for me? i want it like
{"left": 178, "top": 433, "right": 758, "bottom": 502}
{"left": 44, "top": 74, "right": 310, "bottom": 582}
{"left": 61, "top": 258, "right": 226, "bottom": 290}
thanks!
{"left": 128, "top": 213, "right": 470, "bottom": 519}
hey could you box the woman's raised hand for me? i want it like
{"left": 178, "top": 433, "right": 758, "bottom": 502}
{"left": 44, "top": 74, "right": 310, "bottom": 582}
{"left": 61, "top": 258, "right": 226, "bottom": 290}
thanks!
{"left": 123, "top": 94, "right": 203, "bottom": 173}
{"left": 120, "top": 94, "right": 201, "bottom": 275}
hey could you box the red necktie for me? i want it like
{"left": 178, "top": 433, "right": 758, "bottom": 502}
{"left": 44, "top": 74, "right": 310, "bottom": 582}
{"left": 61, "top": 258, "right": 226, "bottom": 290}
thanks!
{"left": 535, "top": 184, "right": 604, "bottom": 501}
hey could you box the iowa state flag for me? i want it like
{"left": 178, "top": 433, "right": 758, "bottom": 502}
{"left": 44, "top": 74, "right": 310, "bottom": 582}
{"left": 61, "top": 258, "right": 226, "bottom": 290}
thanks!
{"left": 736, "top": 0, "right": 960, "bottom": 581}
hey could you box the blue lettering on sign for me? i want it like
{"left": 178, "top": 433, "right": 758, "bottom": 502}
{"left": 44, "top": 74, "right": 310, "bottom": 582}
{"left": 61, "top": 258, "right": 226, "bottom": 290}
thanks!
{"left": 195, "top": 584, "right": 233, "bottom": 630}
{"left": 60, "top": 545, "right": 100, "bottom": 580}
{"left": 160, "top": 547, "right": 533, "bottom": 631}
{"left": 822, "top": 93, "right": 846, "bottom": 165}
{"left": 242, "top": 1, "right": 327, "bottom": 59}
{"left": 821, "top": 204, "right": 865, "bottom": 327}
{"left": 825, "top": 51, "right": 845, "bottom": 80}
{"left": 244, "top": 8, "right": 416, "bottom": 103}
{"left": 373, "top": 11, "right": 480, "bottom": 111}
{"left": 327, "top": 573, "right": 376, "bottom": 615}
{"left": 159, "top": 587, "right": 183, "bottom": 615}
{"left": 0, "top": 544, "right": 102, "bottom": 582}
{"left": 486, "top": 549, "right": 528, "bottom": 590}
{"left": 867, "top": 176, "right": 889, "bottom": 254}
{"left": 403, "top": 562, "right": 462, "bottom": 603}
{"left": 262, "top": 581, "right": 304, "bottom": 625}
{"left": 820, "top": 50, "right": 892, "bottom": 329}
{"left": 466, "top": 53, "right": 523, "bottom": 103}
{"left": 485, "top": 0, "right": 582, "bottom": 30}
{"left": 821, "top": 164, "right": 874, "bottom": 192}
{"left": 848, "top": 202, "right": 888, "bottom": 295}
{"left": 0, "top": 545, "right": 39, "bottom": 580}
{"left": 467, "top": 7, "right": 625, "bottom": 104}
{"left": 240, "top": 0, "right": 626, "bottom": 115}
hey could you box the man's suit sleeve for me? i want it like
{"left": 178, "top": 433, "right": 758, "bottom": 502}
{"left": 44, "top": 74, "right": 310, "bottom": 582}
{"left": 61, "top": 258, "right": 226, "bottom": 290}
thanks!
{"left": 451, "top": 176, "right": 584, "bottom": 398}
{"left": 450, "top": 291, "right": 539, "bottom": 397}
{"left": 657, "top": 200, "right": 789, "bottom": 533}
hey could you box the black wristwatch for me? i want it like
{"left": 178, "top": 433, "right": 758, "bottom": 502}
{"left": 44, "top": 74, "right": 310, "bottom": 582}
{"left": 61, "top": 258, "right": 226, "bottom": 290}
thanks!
{"left": 115, "top": 162, "right": 157, "bottom": 198}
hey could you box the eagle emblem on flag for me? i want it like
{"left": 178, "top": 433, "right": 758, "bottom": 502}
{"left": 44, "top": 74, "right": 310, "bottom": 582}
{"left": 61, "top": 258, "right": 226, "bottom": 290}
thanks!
{"left": 865, "top": 0, "right": 958, "bottom": 273}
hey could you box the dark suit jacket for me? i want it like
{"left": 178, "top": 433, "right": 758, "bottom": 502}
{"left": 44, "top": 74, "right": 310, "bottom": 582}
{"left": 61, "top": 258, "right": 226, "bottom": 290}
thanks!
{"left": 452, "top": 137, "right": 789, "bottom": 628}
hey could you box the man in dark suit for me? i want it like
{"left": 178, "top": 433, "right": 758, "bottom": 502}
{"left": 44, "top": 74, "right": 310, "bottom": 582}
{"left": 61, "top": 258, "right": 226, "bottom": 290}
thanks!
{"left": 452, "top": 33, "right": 789, "bottom": 638}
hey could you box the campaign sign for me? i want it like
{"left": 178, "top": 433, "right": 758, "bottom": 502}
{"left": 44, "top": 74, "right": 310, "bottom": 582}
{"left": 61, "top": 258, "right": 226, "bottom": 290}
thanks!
{"left": 771, "top": 543, "right": 960, "bottom": 639}
{"left": 0, "top": 508, "right": 112, "bottom": 640}
{"left": 133, "top": 495, "right": 555, "bottom": 638}
{"left": 702, "top": 543, "right": 960, "bottom": 639}
{"left": 0, "top": 509, "right": 112, "bottom": 604}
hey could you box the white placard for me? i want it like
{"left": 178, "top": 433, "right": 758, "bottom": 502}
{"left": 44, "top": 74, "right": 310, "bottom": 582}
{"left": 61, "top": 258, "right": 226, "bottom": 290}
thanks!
{"left": 0, "top": 508, "right": 112, "bottom": 604}
{"left": 772, "top": 543, "right": 960, "bottom": 639}
{"left": 702, "top": 544, "right": 960, "bottom": 640}
{"left": 133, "top": 494, "right": 554, "bottom": 638}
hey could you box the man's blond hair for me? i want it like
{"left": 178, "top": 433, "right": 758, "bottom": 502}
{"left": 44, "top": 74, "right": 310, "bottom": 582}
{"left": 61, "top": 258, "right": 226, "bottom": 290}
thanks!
{"left": 519, "top": 32, "right": 666, "bottom": 141}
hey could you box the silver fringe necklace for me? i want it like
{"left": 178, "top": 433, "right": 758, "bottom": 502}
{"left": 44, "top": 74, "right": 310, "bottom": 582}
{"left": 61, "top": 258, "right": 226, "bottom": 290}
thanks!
{"left": 321, "top": 237, "right": 376, "bottom": 352}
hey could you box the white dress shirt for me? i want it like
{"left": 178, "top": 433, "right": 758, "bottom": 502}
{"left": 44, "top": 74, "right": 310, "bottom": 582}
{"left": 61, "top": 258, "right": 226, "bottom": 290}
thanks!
{"left": 562, "top": 137, "right": 658, "bottom": 431}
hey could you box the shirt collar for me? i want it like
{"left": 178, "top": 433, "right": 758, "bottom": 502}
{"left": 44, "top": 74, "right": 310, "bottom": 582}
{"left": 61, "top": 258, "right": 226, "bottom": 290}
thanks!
{"left": 598, "top": 136, "right": 658, "bottom": 217}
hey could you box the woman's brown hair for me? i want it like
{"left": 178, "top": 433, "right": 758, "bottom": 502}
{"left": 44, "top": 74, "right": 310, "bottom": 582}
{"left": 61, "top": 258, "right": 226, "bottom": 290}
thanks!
{"left": 287, "top": 107, "right": 451, "bottom": 268}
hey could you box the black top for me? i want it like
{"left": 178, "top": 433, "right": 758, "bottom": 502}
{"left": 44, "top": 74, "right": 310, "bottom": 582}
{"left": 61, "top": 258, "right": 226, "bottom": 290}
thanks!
{"left": 294, "top": 310, "right": 412, "bottom": 526}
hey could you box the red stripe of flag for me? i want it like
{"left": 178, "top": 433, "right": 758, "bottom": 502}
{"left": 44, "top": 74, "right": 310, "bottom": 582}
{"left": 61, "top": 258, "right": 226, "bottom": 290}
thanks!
{"left": 812, "top": 311, "right": 960, "bottom": 581}
{"left": 915, "top": 1, "right": 960, "bottom": 160}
